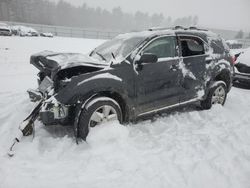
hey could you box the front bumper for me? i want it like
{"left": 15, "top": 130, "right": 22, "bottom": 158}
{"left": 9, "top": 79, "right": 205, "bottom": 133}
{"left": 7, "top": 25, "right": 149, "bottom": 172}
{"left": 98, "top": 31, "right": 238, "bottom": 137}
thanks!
{"left": 40, "top": 97, "right": 69, "bottom": 125}
{"left": 28, "top": 76, "right": 70, "bottom": 125}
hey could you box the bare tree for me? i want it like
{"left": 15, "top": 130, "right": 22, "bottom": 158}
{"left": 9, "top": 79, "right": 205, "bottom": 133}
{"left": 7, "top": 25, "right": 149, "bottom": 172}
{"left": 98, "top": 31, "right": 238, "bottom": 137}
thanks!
{"left": 235, "top": 30, "right": 244, "bottom": 39}
{"left": 246, "top": 32, "right": 250, "bottom": 39}
{"left": 1, "top": 0, "right": 199, "bottom": 32}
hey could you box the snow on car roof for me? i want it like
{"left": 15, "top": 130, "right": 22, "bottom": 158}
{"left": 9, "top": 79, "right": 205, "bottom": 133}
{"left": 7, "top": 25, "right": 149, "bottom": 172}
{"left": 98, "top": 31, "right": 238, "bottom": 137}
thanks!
{"left": 116, "top": 29, "right": 175, "bottom": 40}
{"left": 0, "top": 22, "right": 8, "bottom": 26}
{"left": 116, "top": 28, "right": 217, "bottom": 41}
{"left": 12, "top": 25, "right": 38, "bottom": 32}
{"left": 0, "top": 22, "right": 10, "bottom": 30}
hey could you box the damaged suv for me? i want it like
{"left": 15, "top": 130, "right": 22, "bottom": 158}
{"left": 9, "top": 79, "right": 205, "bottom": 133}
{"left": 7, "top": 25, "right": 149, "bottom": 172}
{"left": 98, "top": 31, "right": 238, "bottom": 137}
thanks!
{"left": 29, "top": 27, "right": 234, "bottom": 140}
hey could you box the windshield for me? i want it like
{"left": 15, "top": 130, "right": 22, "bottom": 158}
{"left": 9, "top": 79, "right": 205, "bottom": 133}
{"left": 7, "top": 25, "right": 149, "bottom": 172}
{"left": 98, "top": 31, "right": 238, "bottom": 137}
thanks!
{"left": 90, "top": 36, "right": 146, "bottom": 63}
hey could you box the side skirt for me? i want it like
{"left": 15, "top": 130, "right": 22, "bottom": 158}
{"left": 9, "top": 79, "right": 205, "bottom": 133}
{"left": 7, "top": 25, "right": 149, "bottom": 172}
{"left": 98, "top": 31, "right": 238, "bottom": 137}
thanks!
{"left": 137, "top": 98, "right": 199, "bottom": 117}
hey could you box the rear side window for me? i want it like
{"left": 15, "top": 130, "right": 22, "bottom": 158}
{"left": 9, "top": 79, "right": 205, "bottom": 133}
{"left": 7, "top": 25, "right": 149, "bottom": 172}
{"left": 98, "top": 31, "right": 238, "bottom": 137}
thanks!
{"left": 143, "top": 36, "right": 177, "bottom": 58}
{"left": 179, "top": 36, "right": 205, "bottom": 57}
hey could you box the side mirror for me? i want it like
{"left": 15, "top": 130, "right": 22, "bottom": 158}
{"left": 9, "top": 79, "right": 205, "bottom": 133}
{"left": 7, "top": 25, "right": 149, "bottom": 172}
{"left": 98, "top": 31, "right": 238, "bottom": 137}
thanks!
{"left": 138, "top": 53, "right": 158, "bottom": 64}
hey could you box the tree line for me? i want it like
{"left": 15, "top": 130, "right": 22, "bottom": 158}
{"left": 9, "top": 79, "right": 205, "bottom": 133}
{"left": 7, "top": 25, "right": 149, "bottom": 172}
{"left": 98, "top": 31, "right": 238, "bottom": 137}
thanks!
{"left": 235, "top": 30, "right": 250, "bottom": 39}
{"left": 0, "top": 0, "right": 199, "bottom": 31}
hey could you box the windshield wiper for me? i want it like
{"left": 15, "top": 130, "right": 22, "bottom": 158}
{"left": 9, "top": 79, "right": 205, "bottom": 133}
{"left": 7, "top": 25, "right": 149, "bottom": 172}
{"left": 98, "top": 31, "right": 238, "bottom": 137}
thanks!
{"left": 111, "top": 52, "right": 116, "bottom": 60}
{"left": 95, "top": 52, "right": 107, "bottom": 61}
{"left": 110, "top": 52, "right": 116, "bottom": 66}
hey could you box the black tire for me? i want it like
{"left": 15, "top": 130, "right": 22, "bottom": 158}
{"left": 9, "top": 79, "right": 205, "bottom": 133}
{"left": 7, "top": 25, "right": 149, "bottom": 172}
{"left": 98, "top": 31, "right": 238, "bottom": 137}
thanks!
{"left": 75, "top": 97, "right": 122, "bottom": 140}
{"left": 201, "top": 81, "right": 227, "bottom": 110}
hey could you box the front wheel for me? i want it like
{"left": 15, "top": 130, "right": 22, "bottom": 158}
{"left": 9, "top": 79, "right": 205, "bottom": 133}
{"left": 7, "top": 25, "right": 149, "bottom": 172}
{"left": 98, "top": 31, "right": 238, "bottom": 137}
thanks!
{"left": 75, "top": 97, "right": 122, "bottom": 140}
{"left": 201, "top": 81, "right": 227, "bottom": 110}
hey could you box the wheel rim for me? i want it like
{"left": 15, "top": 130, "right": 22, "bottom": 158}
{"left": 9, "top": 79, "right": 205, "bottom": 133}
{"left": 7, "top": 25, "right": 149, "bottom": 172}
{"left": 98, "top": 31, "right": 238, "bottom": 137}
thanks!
{"left": 211, "top": 86, "right": 226, "bottom": 105}
{"left": 88, "top": 105, "right": 118, "bottom": 128}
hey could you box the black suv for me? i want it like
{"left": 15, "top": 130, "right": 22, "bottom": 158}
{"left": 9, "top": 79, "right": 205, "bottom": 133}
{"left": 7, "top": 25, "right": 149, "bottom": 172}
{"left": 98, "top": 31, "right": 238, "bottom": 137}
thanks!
{"left": 29, "top": 27, "right": 234, "bottom": 140}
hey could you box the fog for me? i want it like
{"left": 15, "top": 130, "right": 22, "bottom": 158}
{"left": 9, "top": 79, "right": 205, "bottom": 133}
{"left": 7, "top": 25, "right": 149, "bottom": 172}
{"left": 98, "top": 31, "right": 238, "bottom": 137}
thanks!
{"left": 50, "top": 0, "right": 250, "bottom": 31}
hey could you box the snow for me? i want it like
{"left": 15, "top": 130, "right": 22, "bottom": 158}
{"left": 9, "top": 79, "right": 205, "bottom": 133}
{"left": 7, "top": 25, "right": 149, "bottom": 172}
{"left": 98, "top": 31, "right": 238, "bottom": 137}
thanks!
{"left": 0, "top": 22, "right": 10, "bottom": 30}
{"left": 1, "top": 36, "right": 250, "bottom": 188}
{"left": 41, "top": 32, "right": 54, "bottom": 37}
{"left": 179, "top": 58, "right": 196, "bottom": 80}
{"left": 226, "top": 40, "right": 241, "bottom": 45}
{"left": 11, "top": 25, "right": 38, "bottom": 35}
{"left": 236, "top": 47, "right": 250, "bottom": 66}
{"left": 230, "top": 49, "right": 244, "bottom": 56}
{"left": 43, "top": 51, "right": 107, "bottom": 68}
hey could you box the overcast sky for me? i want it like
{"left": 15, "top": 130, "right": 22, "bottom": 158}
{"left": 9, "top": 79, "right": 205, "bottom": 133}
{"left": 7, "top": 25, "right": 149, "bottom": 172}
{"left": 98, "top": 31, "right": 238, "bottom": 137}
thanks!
{"left": 50, "top": 0, "right": 250, "bottom": 32}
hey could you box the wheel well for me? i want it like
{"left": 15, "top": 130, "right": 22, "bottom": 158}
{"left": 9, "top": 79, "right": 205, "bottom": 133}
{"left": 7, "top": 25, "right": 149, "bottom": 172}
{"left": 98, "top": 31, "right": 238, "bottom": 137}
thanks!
{"left": 96, "top": 91, "right": 129, "bottom": 122}
{"left": 214, "top": 70, "right": 231, "bottom": 91}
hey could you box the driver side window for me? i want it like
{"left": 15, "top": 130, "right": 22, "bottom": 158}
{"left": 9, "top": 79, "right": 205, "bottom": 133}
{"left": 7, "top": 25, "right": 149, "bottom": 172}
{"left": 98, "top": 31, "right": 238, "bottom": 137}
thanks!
{"left": 143, "top": 36, "right": 177, "bottom": 59}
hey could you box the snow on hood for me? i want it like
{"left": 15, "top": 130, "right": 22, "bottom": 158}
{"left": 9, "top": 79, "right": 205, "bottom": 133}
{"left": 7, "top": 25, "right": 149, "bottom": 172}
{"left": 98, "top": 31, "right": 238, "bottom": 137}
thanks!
{"left": 34, "top": 50, "right": 108, "bottom": 70}
{"left": 236, "top": 47, "right": 250, "bottom": 66}
{"left": 0, "top": 23, "right": 10, "bottom": 30}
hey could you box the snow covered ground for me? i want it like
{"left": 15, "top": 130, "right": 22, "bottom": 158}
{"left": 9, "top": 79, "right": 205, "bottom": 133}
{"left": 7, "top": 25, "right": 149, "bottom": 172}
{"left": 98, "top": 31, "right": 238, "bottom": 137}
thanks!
{"left": 0, "top": 36, "right": 250, "bottom": 188}
{"left": 236, "top": 47, "right": 250, "bottom": 66}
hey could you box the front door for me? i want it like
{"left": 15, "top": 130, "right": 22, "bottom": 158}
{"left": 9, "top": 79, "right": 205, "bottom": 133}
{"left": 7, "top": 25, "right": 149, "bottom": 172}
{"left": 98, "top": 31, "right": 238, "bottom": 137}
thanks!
{"left": 135, "top": 36, "right": 183, "bottom": 115}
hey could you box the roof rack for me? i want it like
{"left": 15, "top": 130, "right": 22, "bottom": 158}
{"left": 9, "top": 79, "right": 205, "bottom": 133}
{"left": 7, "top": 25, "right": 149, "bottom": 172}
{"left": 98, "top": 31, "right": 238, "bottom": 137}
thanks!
{"left": 174, "top": 26, "right": 185, "bottom": 30}
{"left": 148, "top": 27, "right": 171, "bottom": 31}
{"left": 148, "top": 26, "right": 208, "bottom": 32}
{"left": 188, "top": 26, "right": 208, "bottom": 31}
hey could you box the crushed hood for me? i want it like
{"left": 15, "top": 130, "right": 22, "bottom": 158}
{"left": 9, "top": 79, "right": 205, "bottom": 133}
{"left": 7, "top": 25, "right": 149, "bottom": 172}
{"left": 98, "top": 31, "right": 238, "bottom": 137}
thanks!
{"left": 30, "top": 51, "right": 108, "bottom": 74}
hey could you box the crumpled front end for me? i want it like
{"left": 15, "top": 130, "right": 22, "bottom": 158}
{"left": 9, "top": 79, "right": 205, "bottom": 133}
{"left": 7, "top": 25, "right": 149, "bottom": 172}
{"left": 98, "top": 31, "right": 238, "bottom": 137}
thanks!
{"left": 27, "top": 76, "right": 71, "bottom": 125}
{"left": 28, "top": 51, "right": 107, "bottom": 125}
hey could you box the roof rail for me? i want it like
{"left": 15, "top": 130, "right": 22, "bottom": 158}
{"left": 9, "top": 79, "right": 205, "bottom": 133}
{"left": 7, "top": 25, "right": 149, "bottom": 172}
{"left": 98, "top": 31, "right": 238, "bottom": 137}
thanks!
{"left": 174, "top": 26, "right": 186, "bottom": 30}
{"left": 148, "top": 26, "right": 209, "bottom": 32}
{"left": 189, "top": 26, "right": 198, "bottom": 30}
{"left": 148, "top": 27, "right": 171, "bottom": 31}
{"left": 188, "top": 26, "right": 208, "bottom": 31}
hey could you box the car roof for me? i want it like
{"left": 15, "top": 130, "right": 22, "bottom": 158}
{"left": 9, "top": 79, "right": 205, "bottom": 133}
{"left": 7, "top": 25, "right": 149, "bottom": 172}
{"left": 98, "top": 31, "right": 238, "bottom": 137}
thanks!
{"left": 117, "top": 26, "right": 219, "bottom": 43}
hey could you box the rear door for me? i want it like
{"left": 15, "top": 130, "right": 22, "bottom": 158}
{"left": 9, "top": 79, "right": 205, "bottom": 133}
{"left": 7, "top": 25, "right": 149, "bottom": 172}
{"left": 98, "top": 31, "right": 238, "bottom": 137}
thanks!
{"left": 177, "top": 35, "right": 209, "bottom": 102}
{"left": 135, "top": 36, "right": 183, "bottom": 115}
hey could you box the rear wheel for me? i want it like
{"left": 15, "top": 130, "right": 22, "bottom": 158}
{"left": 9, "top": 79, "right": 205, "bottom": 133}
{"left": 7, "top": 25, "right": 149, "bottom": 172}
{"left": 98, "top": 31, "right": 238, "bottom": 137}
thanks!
{"left": 75, "top": 97, "right": 122, "bottom": 140}
{"left": 201, "top": 81, "right": 227, "bottom": 110}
